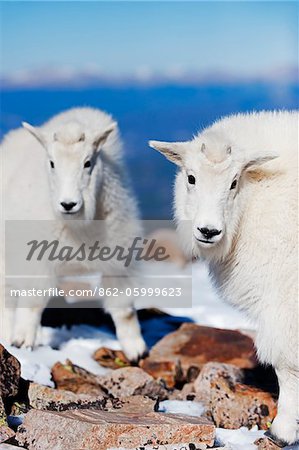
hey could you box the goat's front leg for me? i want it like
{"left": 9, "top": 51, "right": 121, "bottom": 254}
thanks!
{"left": 12, "top": 305, "right": 44, "bottom": 349}
{"left": 107, "top": 305, "right": 147, "bottom": 363}
{"left": 266, "top": 367, "right": 299, "bottom": 446}
{"left": 103, "top": 277, "right": 147, "bottom": 363}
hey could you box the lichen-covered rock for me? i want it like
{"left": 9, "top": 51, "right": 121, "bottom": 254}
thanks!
{"left": 194, "top": 362, "right": 243, "bottom": 406}
{"left": 93, "top": 347, "right": 130, "bottom": 369}
{"left": 51, "top": 361, "right": 168, "bottom": 402}
{"left": 140, "top": 323, "right": 257, "bottom": 388}
{"left": 99, "top": 367, "right": 169, "bottom": 400}
{"left": 254, "top": 437, "right": 282, "bottom": 449}
{"left": 192, "top": 362, "right": 277, "bottom": 430}
{"left": 51, "top": 360, "right": 106, "bottom": 396}
{"left": 28, "top": 382, "right": 156, "bottom": 414}
{"left": 209, "top": 377, "right": 276, "bottom": 429}
{"left": 0, "top": 345, "right": 21, "bottom": 443}
{"left": 169, "top": 382, "right": 197, "bottom": 401}
{"left": 16, "top": 408, "right": 215, "bottom": 449}
{"left": 27, "top": 382, "right": 106, "bottom": 411}
{"left": 0, "top": 344, "right": 21, "bottom": 398}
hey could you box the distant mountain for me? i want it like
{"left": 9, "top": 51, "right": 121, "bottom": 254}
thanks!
{"left": 1, "top": 83, "right": 298, "bottom": 218}
{"left": 1, "top": 65, "right": 298, "bottom": 89}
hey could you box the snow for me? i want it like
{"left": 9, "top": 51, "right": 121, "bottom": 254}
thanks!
{"left": 159, "top": 399, "right": 206, "bottom": 417}
{"left": 6, "top": 325, "right": 119, "bottom": 386}
{"left": 215, "top": 427, "right": 265, "bottom": 450}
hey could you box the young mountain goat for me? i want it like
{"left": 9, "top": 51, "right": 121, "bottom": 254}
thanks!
{"left": 150, "top": 110, "right": 298, "bottom": 445}
{"left": 0, "top": 107, "right": 147, "bottom": 362}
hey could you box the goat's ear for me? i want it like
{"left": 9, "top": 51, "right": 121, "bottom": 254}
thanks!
{"left": 148, "top": 140, "right": 187, "bottom": 166}
{"left": 243, "top": 154, "right": 279, "bottom": 172}
{"left": 93, "top": 122, "right": 117, "bottom": 149}
{"left": 22, "top": 122, "right": 47, "bottom": 149}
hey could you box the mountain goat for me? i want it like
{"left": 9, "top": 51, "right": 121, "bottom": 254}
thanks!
{"left": 149, "top": 111, "right": 298, "bottom": 446}
{"left": 0, "top": 107, "right": 147, "bottom": 362}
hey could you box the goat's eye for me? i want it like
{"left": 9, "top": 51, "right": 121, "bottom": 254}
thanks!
{"left": 84, "top": 161, "right": 91, "bottom": 169}
{"left": 50, "top": 161, "right": 55, "bottom": 169}
{"left": 230, "top": 179, "right": 237, "bottom": 190}
{"left": 188, "top": 175, "right": 196, "bottom": 185}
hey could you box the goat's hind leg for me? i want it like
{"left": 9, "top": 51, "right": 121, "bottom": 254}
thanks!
{"left": 267, "top": 367, "right": 299, "bottom": 446}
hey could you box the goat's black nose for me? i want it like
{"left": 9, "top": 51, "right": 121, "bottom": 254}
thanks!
{"left": 61, "top": 201, "right": 77, "bottom": 211}
{"left": 198, "top": 227, "right": 222, "bottom": 240}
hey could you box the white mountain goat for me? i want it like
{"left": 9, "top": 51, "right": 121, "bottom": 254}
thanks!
{"left": 149, "top": 111, "right": 298, "bottom": 446}
{"left": 0, "top": 107, "right": 147, "bottom": 362}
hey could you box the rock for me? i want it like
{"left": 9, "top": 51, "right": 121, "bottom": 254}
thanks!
{"left": 192, "top": 362, "right": 277, "bottom": 429}
{"left": 0, "top": 396, "right": 15, "bottom": 444}
{"left": 27, "top": 382, "right": 106, "bottom": 411}
{"left": 93, "top": 347, "right": 130, "bottom": 369}
{"left": 194, "top": 362, "right": 243, "bottom": 406}
{"left": 254, "top": 437, "right": 282, "bottom": 449}
{"left": 140, "top": 323, "right": 257, "bottom": 388}
{"left": 99, "top": 367, "right": 169, "bottom": 400}
{"left": 16, "top": 408, "right": 215, "bottom": 449}
{"left": 104, "top": 395, "right": 157, "bottom": 414}
{"left": 0, "top": 345, "right": 21, "bottom": 444}
{"left": 169, "top": 382, "right": 196, "bottom": 401}
{"left": 51, "top": 360, "right": 106, "bottom": 396}
{"left": 51, "top": 362, "right": 168, "bottom": 402}
{"left": 0, "top": 344, "right": 21, "bottom": 398}
{"left": 29, "top": 382, "right": 156, "bottom": 414}
{"left": 0, "top": 445, "right": 25, "bottom": 449}
{"left": 209, "top": 377, "right": 276, "bottom": 429}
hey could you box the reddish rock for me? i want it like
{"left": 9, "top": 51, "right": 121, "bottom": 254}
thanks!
{"left": 0, "top": 344, "right": 21, "bottom": 398}
{"left": 193, "top": 362, "right": 276, "bottom": 429}
{"left": 140, "top": 323, "right": 257, "bottom": 388}
{"left": 210, "top": 377, "right": 276, "bottom": 429}
{"left": 16, "top": 408, "right": 215, "bottom": 449}
{"left": 0, "top": 345, "right": 21, "bottom": 443}
{"left": 104, "top": 395, "right": 157, "bottom": 414}
{"left": 93, "top": 347, "right": 130, "bottom": 369}
{"left": 51, "top": 360, "right": 106, "bottom": 396}
{"left": 254, "top": 437, "right": 281, "bottom": 449}
{"left": 0, "top": 425, "right": 15, "bottom": 445}
{"left": 99, "top": 367, "right": 168, "bottom": 400}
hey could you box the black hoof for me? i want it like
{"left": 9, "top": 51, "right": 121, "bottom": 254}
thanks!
{"left": 130, "top": 349, "right": 149, "bottom": 366}
{"left": 140, "top": 349, "right": 149, "bottom": 359}
{"left": 264, "top": 431, "right": 289, "bottom": 448}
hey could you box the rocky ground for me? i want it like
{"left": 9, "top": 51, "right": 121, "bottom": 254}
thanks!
{"left": 0, "top": 322, "right": 285, "bottom": 450}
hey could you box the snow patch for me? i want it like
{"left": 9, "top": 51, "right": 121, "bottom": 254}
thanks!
{"left": 158, "top": 399, "right": 205, "bottom": 417}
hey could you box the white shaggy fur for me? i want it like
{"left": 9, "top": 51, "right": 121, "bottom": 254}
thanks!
{"left": 0, "top": 107, "right": 147, "bottom": 361}
{"left": 150, "top": 110, "right": 298, "bottom": 445}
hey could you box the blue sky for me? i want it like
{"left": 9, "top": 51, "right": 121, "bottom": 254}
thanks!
{"left": 1, "top": 1, "right": 298, "bottom": 80}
